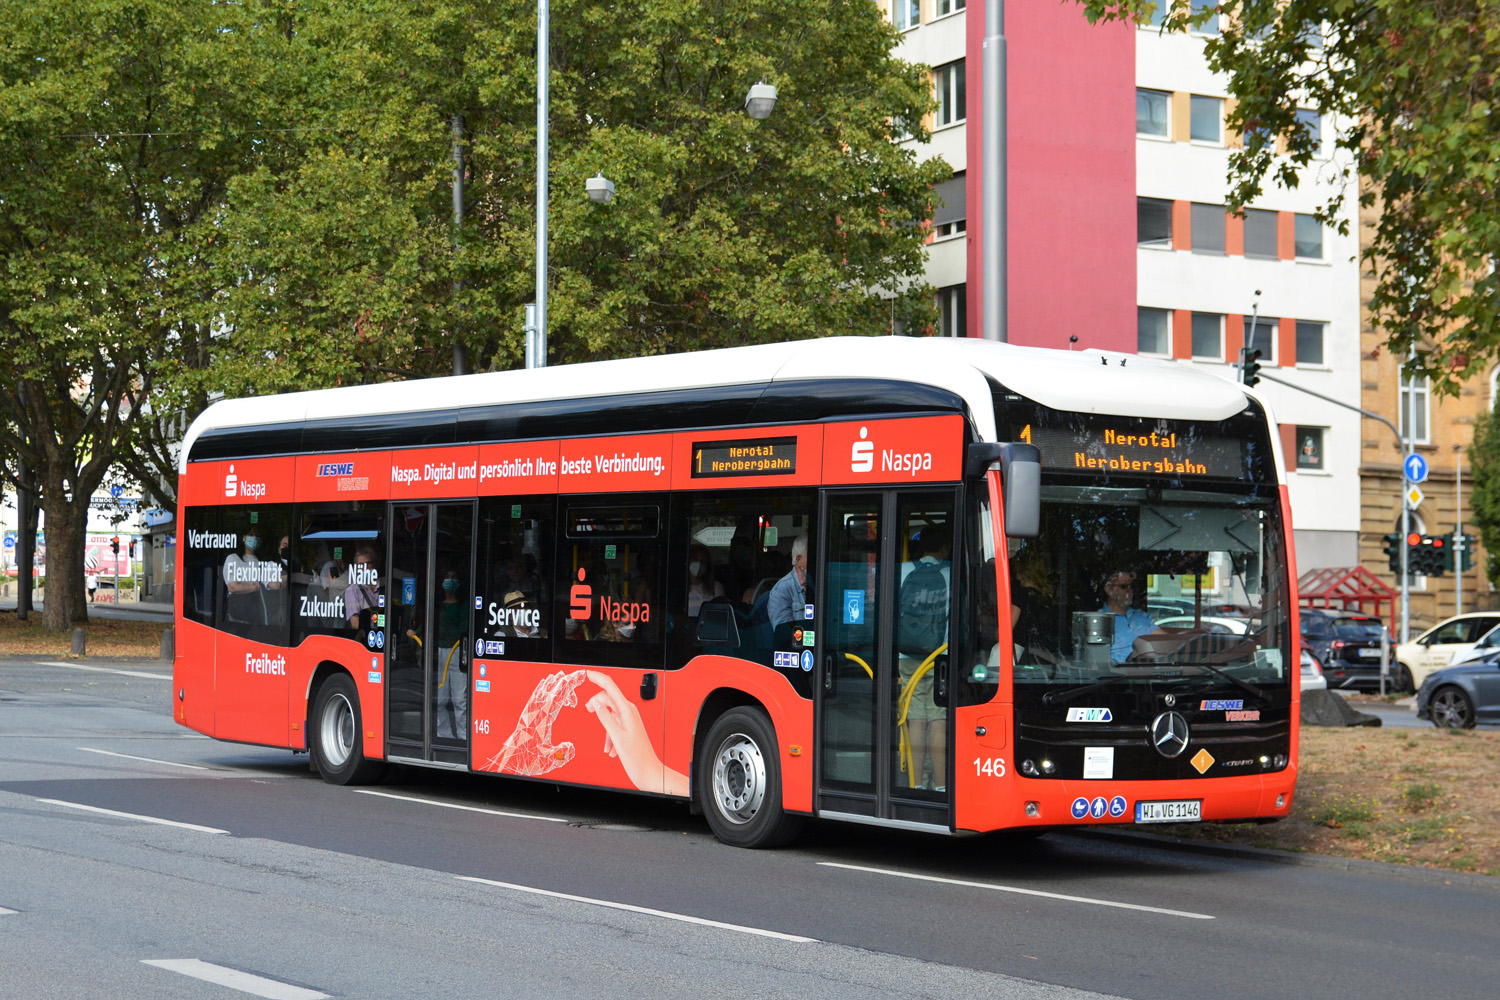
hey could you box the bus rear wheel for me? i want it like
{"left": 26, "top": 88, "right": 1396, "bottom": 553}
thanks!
{"left": 312, "top": 673, "right": 385, "bottom": 785}
{"left": 698, "top": 707, "right": 805, "bottom": 849}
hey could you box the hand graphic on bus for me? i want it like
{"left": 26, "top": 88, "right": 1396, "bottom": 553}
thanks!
{"left": 584, "top": 670, "right": 689, "bottom": 797}
{"left": 487, "top": 669, "right": 587, "bottom": 776}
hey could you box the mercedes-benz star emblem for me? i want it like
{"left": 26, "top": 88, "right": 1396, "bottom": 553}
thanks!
{"left": 1150, "top": 711, "right": 1190, "bottom": 759}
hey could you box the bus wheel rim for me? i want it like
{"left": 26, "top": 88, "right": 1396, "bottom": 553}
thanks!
{"left": 321, "top": 692, "right": 355, "bottom": 768}
{"left": 712, "top": 734, "right": 766, "bottom": 825}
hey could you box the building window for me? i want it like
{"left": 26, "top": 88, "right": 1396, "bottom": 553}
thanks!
{"left": 892, "top": 0, "right": 919, "bottom": 31}
{"left": 1294, "top": 213, "right": 1323, "bottom": 258}
{"left": 1138, "top": 307, "right": 1171, "bottom": 356}
{"left": 935, "top": 0, "right": 965, "bottom": 16}
{"left": 1191, "top": 312, "right": 1223, "bottom": 360}
{"left": 1296, "top": 321, "right": 1325, "bottom": 365}
{"left": 1244, "top": 315, "right": 1277, "bottom": 364}
{"left": 1296, "top": 109, "right": 1323, "bottom": 157}
{"left": 1137, "top": 197, "right": 1173, "bottom": 247}
{"left": 1137, "top": 88, "right": 1170, "bottom": 137}
{"left": 937, "top": 284, "right": 967, "bottom": 338}
{"left": 931, "top": 174, "right": 965, "bottom": 238}
{"left": 1190, "top": 95, "right": 1221, "bottom": 142}
{"left": 1295, "top": 427, "right": 1325, "bottom": 470}
{"left": 1191, "top": 203, "right": 1225, "bottom": 254}
{"left": 934, "top": 61, "right": 965, "bottom": 127}
{"left": 1191, "top": 0, "right": 1219, "bottom": 35}
{"left": 1400, "top": 375, "right": 1430, "bottom": 444}
{"left": 1244, "top": 209, "right": 1278, "bottom": 258}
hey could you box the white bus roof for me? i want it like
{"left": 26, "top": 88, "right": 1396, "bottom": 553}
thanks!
{"left": 181, "top": 337, "right": 1255, "bottom": 473}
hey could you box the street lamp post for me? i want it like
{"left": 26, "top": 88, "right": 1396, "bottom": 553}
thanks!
{"left": 1455, "top": 443, "right": 1464, "bottom": 614}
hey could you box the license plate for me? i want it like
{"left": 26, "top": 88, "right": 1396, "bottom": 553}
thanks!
{"left": 1135, "top": 799, "right": 1202, "bottom": 824}
{"left": 1355, "top": 648, "right": 1380, "bottom": 659}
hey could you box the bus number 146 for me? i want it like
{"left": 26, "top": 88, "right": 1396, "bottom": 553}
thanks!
{"left": 973, "top": 756, "right": 1007, "bottom": 777}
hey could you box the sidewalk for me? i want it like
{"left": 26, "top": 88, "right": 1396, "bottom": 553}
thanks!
{"left": 0, "top": 597, "right": 172, "bottom": 624}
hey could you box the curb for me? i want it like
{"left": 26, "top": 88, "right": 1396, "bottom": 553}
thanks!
{"left": 1063, "top": 826, "right": 1500, "bottom": 891}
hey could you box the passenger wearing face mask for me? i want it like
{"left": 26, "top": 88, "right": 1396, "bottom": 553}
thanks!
{"left": 223, "top": 528, "right": 276, "bottom": 624}
{"left": 686, "top": 543, "right": 725, "bottom": 616}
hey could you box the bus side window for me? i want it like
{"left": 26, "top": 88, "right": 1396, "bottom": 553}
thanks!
{"left": 180, "top": 506, "right": 222, "bottom": 627}
{"left": 216, "top": 504, "right": 292, "bottom": 646}
{"left": 477, "top": 496, "right": 554, "bottom": 661}
{"left": 556, "top": 499, "right": 665, "bottom": 671}
{"left": 668, "top": 490, "right": 815, "bottom": 671}
{"left": 291, "top": 501, "right": 386, "bottom": 644}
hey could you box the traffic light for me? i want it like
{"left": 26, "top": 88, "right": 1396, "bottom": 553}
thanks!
{"left": 1446, "top": 532, "right": 1478, "bottom": 573}
{"left": 110, "top": 536, "right": 120, "bottom": 555}
{"left": 1238, "top": 347, "right": 1263, "bottom": 387}
{"left": 1411, "top": 534, "right": 1447, "bottom": 577}
{"left": 1381, "top": 532, "right": 1402, "bottom": 573}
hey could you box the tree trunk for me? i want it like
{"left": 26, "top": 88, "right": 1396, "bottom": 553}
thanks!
{"left": 41, "top": 494, "right": 90, "bottom": 631}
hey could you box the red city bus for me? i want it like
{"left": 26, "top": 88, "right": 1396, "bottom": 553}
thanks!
{"left": 173, "top": 337, "right": 1300, "bottom": 847}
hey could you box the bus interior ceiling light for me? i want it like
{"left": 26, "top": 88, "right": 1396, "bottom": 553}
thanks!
{"left": 586, "top": 173, "right": 615, "bottom": 205}
{"left": 744, "top": 80, "right": 777, "bottom": 119}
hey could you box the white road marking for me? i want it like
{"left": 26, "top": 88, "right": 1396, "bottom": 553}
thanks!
{"left": 819, "top": 862, "right": 1215, "bottom": 920}
{"left": 77, "top": 747, "right": 216, "bottom": 771}
{"left": 41, "top": 660, "right": 169, "bottom": 681}
{"left": 356, "top": 789, "right": 568, "bottom": 823}
{"left": 0, "top": 906, "right": 16, "bottom": 915}
{"left": 36, "top": 798, "right": 227, "bottom": 835}
{"left": 458, "top": 875, "right": 818, "bottom": 942}
{"left": 141, "top": 959, "right": 328, "bottom": 1000}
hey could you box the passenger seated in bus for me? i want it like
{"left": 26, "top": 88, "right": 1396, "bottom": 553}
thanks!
{"left": 496, "top": 589, "right": 541, "bottom": 638}
{"left": 1099, "top": 566, "right": 1161, "bottom": 662}
{"left": 343, "top": 544, "right": 380, "bottom": 629}
{"left": 767, "top": 534, "right": 809, "bottom": 628}
{"left": 222, "top": 528, "right": 282, "bottom": 624}
{"left": 898, "top": 525, "right": 951, "bottom": 792}
{"left": 686, "top": 543, "right": 726, "bottom": 616}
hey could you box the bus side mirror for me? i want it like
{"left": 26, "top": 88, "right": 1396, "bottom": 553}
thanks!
{"left": 1000, "top": 443, "right": 1040, "bottom": 538}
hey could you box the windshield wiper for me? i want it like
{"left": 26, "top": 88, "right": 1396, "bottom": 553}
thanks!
{"left": 1041, "top": 675, "right": 1135, "bottom": 707}
{"left": 1180, "top": 660, "right": 1267, "bottom": 702}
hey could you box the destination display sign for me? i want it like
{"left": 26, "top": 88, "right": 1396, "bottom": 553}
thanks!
{"left": 690, "top": 437, "right": 797, "bottom": 478}
{"left": 1023, "top": 422, "right": 1245, "bottom": 480}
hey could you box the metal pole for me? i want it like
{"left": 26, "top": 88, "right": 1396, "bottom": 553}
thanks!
{"left": 533, "top": 0, "right": 549, "bottom": 369}
{"left": 451, "top": 114, "right": 468, "bottom": 377}
{"left": 1400, "top": 348, "right": 1413, "bottom": 643}
{"left": 981, "top": 0, "right": 1006, "bottom": 341}
{"left": 1455, "top": 444, "right": 1464, "bottom": 615}
{"left": 524, "top": 303, "right": 537, "bottom": 370}
{"left": 16, "top": 459, "right": 33, "bottom": 621}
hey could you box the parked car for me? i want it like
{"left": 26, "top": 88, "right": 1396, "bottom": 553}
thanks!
{"left": 1300, "top": 648, "right": 1328, "bottom": 693}
{"left": 1415, "top": 651, "right": 1500, "bottom": 728}
{"left": 1300, "top": 608, "right": 1392, "bottom": 691}
{"left": 1394, "top": 612, "right": 1500, "bottom": 693}
{"left": 1448, "top": 622, "right": 1500, "bottom": 667}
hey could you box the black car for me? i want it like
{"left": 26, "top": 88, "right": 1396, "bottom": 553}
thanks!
{"left": 1416, "top": 652, "right": 1500, "bottom": 728}
{"left": 1300, "top": 608, "right": 1390, "bottom": 691}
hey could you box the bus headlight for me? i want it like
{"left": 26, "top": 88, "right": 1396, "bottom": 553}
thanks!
{"left": 1040, "top": 758, "right": 1056, "bottom": 775}
{"left": 1273, "top": 753, "right": 1287, "bottom": 769}
{"left": 1020, "top": 759, "right": 1039, "bottom": 777}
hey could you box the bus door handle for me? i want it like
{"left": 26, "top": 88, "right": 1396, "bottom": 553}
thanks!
{"left": 933, "top": 655, "right": 949, "bottom": 707}
{"left": 822, "top": 655, "right": 835, "bottom": 696}
{"left": 640, "top": 672, "right": 658, "bottom": 701}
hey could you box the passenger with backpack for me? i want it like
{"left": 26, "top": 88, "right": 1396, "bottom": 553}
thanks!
{"left": 897, "top": 524, "right": 951, "bottom": 792}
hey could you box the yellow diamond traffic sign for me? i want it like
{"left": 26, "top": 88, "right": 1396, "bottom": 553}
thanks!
{"left": 1407, "top": 485, "right": 1424, "bottom": 508}
{"left": 1190, "top": 748, "right": 1215, "bottom": 774}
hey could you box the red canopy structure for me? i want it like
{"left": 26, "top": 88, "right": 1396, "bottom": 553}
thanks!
{"left": 1297, "top": 566, "right": 1398, "bottom": 634}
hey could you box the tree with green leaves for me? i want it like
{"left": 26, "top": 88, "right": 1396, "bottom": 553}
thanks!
{"left": 1077, "top": 0, "right": 1499, "bottom": 395}
{"left": 1466, "top": 398, "right": 1500, "bottom": 587}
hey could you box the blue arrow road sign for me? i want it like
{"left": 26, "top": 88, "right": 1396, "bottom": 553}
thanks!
{"left": 1404, "top": 453, "right": 1429, "bottom": 484}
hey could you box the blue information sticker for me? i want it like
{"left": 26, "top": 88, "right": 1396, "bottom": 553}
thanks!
{"left": 843, "top": 589, "right": 865, "bottom": 625}
{"left": 1090, "top": 796, "right": 1108, "bottom": 819}
{"left": 401, "top": 576, "right": 416, "bottom": 606}
{"left": 800, "top": 650, "right": 815, "bottom": 672}
{"left": 1071, "top": 797, "right": 1090, "bottom": 820}
{"left": 1109, "top": 795, "right": 1127, "bottom": 818}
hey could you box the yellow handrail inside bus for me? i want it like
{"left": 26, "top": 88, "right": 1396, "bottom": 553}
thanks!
{"left": 897, "top": 643, "right": 948, "bottom": 787}
{"left": 843, "top": 653, "right": 874, "bottom": 679}
{"left": 438, "top": 641, "right": 461, "bottom": 690}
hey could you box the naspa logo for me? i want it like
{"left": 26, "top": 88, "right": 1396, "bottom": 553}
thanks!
{"left": 316, "top": 462, "right": 354, "bottom": 477}
{"left": 222, "top": 464, "right": 267, "bottom": 500}
{"left": 851, "top": 426, "right": 874, "bottom": 473}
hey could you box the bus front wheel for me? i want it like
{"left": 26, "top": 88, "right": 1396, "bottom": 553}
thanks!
{"left": 697, "top": 707, "right": 805, "bottom": 849}
{"left": 312, "top": 673, "right": 385, "bottom": 785}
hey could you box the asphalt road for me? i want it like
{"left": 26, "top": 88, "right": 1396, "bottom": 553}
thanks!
{"left": 3, "top": 656, "right": 1498, "bottom": 1000}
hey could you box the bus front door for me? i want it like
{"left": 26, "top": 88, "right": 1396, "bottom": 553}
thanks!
{"left": 386, "top": 501, "right": 476, "bottom": 767}
{"left": 817, "top": 490, "right": 956, "bottom": 829}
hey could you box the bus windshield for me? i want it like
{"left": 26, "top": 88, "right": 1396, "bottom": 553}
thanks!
{"left": 1008, "top": 485, "right": 1292, "bottom": 690}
